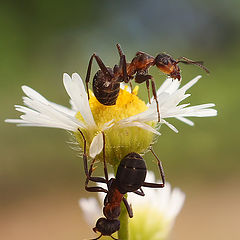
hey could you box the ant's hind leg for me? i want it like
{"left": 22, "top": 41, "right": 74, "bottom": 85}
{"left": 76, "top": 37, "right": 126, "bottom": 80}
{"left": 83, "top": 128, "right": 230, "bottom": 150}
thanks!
{"left": 142, "top": 148, "right": 165, "bottom": 189}
{"left": 150, "top": 147, "right": 165, "bottom": 186}
{"left": 123, "top": 197, "right": 133, "bottom": 218}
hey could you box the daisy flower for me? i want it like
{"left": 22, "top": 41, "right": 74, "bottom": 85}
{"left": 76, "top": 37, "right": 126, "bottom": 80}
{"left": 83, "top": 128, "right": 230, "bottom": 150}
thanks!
{"left": 79, "top": 171, "right": 185, "bottom": 240}
{"left": 128, "top": 172, "right": 185, "bottom": 240}
{"left": 5, "top": 73, "right": 217, "bottom": 165}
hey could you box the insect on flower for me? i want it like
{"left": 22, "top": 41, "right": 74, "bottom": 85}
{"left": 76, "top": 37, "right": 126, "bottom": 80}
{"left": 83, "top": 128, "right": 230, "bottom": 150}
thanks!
{"left": 79, "top": 129, "right": 165, "bottom": 240}
{"left": 85, "top": 44, "right": 209, "bottom": 122}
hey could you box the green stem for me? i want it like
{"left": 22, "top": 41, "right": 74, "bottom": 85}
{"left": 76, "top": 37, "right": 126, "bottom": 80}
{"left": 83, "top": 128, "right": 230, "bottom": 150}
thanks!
{"left": 118, "top": 195, "right": 129, "bottom": 240}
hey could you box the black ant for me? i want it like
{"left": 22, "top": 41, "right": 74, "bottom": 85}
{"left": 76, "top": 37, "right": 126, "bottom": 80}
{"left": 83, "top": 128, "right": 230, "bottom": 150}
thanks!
{"left": 85, "top": 44, "right": 209, "bottom": 122}
{"left": 78, "top": 129, "right": 165, "bottom": 240}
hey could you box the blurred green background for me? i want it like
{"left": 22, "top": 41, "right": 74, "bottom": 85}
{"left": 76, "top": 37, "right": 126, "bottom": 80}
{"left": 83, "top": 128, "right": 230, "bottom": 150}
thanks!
{"left": 1, "top": 0, "right": 239, "bottom": 239}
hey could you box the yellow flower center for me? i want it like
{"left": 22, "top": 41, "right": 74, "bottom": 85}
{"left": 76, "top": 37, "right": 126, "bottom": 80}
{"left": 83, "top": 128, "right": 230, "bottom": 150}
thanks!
{"left": 75, "top": 86, "right": 157, "bottom": 166}
{"left": 76, "top": 86, "right": 147, "bottom": 128}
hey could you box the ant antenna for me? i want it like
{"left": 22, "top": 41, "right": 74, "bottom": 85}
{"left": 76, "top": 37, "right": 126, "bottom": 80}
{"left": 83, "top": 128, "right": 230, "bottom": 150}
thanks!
{"left": 177, "top": 56, "right": 210, "bottom": 73}
{"left": 116, "top": 43, "right": 123, "bottom": 57}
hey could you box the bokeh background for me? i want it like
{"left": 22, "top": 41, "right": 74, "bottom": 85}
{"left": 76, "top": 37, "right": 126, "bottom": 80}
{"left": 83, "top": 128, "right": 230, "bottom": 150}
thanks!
{"left": 1, "top": 0, "right": 239, "bottom": 239}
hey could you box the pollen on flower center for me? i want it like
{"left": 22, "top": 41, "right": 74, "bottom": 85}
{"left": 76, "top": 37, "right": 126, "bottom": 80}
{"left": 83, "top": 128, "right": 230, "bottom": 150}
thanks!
{"left": 76, "top": 86, "right": 148, "bottom": 127}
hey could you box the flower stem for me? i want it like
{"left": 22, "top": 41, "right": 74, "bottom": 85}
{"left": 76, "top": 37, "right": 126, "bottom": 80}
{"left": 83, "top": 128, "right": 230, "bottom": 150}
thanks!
{"left": 118, "top": 196, "right": 129, "bottom": 240}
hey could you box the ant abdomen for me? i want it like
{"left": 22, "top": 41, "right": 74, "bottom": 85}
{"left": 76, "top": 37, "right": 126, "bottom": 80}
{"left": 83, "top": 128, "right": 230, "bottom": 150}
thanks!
{"left": 116, "top": 152, "right": 147, "bottom": 194}
{"left": 92, "top": 69, "right": 120, "bottom": 106}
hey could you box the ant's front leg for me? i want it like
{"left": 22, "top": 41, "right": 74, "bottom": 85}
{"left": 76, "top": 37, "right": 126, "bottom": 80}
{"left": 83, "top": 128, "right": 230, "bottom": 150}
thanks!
{"left": 85, "top": 157, "right": 108, "bottom": 194}
{"left": 116, "top": 44, "right": 132, "bottom": 92}
{"left": 78, "top": 129, "right": 108, "bottom": 193}
{"left": 135, "top": 72, "right": 161, "bottom": 122}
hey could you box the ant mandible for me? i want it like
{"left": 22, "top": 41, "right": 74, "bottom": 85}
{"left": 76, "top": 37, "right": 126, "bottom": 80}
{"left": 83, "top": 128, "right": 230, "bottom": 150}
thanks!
{"left": 85, "top": 44, "right": 209, "bottom": 122}
{"left": 78, "top": 129, "right": 165, "bottom": 240}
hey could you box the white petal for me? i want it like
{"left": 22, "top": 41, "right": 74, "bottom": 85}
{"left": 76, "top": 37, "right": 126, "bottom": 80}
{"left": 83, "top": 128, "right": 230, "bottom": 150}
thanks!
{"left": 63, "top": 73, "right": 96, "bottom": 127}
{"left": 165, "top": 187, "right": 186, "bottom": 222}
{"left": 48, "top": 101, "right": 76, "bottom": 117}
{"left": 5, "top": 119, "right": 27, "bottom": 124}
{"left": 21, "top": 86, "right": 49, "bottom": 104}
{"left": 102, "top": 119, "right": 115, "bottom": 131}
{"left": 79, "top": 198, "right": 101, "bottom": 226}
{"left": 175, "top": 116, "right": 194, "bottom": 126}
{"left": 119, "top": 121, "right": 161, "bottom": 135}
{"left": 22, "top": 97, "right": 84, "bottom": 129}
{"left": 89, "top": 132, "right": 104, "bottom": 158}
{"left": 6, "top": 85, "right": 86, "bottom": 131}
{"left": 118, "top": 108, "right": 155, "bottom": 124}
{"left": 180, "top": 75, "right": 201, "bottom": 92}
{"left": 161, "top": 119, "right": 178, "bottom": 133}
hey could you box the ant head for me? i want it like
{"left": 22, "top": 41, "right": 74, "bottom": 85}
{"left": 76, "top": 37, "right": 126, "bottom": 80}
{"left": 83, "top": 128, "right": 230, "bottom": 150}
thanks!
{"left": 93, "top": 217, "right": 120, "bottom": 237}
{"left": 154, "top": 53, "right": 181, "bottom": 81}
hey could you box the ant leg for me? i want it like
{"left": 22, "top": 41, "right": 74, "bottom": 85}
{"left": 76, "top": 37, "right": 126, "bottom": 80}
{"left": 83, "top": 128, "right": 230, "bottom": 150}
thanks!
{"left": 146, "top": 80, "right": 151, "bottom": 104}
{"left": 78, "top": 128, "right": 108, "bottom": 193}
{"left": 102, "top": 132, "right": 109, "bottom": 183}
{"left": 150, "top": 78, "right": 161, "bottom": 122}
{"left": 150, "top": 147, "right": 165, "bottom": 185}
{"left": 78, "top": 129, "right": 106, "bottom": 183}
{"left": 142, "top": 148, "right": 165, "bottom": 188}
{"left": 85, "top": 159, "right": 108, "bottom": 194}
{"left": 133, "top": 187, "right": 145, "bottom": 196}
{"left": 122, "top": 197, "right": 133, "bottom": 218}
{"left": 129, "top": 81, "right": 133, "bottom": 92}
{"left": 116, "top": 43, "right": 129, "bottom": 84}
{"left": 135, "top": 73, "right": 161, "bottom": 122}
{"left": 85, "top": 54, "right": 94, "bottom": 100}
{"left": 85, "top": 157, "right": 108, "bottom": 193}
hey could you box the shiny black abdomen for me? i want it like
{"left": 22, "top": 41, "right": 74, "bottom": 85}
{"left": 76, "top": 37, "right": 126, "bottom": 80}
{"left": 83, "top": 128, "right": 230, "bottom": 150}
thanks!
{"left": 115, "top": 152, "right": 147, "bottom": 194}
{"left": 92, "top": 69, "right": 120, "bottom": 106}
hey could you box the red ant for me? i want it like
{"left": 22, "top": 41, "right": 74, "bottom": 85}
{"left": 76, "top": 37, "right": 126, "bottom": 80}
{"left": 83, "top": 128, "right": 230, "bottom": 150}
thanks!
{"left": 78, "top": 129, "right": 165, "bottom": 240}
{"left": 85, "top": 44, "right": 209, "bottom": 122}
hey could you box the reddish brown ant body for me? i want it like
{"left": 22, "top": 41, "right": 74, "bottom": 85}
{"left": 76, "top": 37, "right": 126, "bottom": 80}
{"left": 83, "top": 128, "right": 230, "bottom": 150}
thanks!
{"left": 78, "top": 129, "right": 165, "bottom": 240}
{"left": 85, "top": 44, "right": 209, "bottom": 122}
